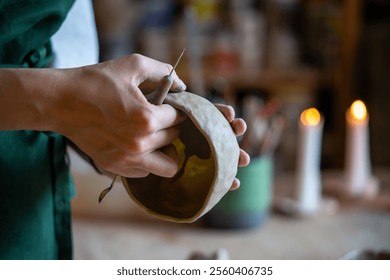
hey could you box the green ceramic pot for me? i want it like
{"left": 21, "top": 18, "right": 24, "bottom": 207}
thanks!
{"left": 204, "top": 156, "right": 273, "bottom": 229}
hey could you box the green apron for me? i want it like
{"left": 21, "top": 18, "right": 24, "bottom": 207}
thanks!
{"left": 0, "top": 0, "right": 76, "bottom": 259}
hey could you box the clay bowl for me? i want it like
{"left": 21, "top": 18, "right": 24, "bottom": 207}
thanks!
{"left": 121, "top": 92, "right": 240, "bottom": 222}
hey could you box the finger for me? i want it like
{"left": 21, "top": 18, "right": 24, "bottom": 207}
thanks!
{"left": 129, "top": 84, "right": 152, "bottom": 104}
{"left": 143, "top": 126, "right": 180, "bottom": 152}
{"left": 122, "top": 168, "right": 150, "bottom": 178}
{"left": 238, "top": 149, "right": 250, "bottom": 167}
{"left": 170, "top": 77, "right": 187, "bottom": 93}
{"left": 141, "top": 149, "right": 179, "bottom": 177}
{"left": 133, "top": 54, "right": 186, "bottom": 92}
{"left": 231, "top": 118, "right": 247, "bottom": 136}
{"left": 229, "top": 178, "right": 240, "bottom": 191}
{"left": 152, "top": 104, "right": 186, "bottom": 131}
{"left": 160, "top": 144, "right": 178, "bottom": 165}
{"left": 126, "top": 124, "right": 180, "bottom": 156}
{"left": 120, "top": 144, "right": 179, "bottom": 178}
{"left": 214, "top": 104, "right": 235, "bottom": 122}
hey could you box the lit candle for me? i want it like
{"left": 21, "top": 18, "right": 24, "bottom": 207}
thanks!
{"left": 344, "top": 100, "right": 374, "bottom": 196}
{"left": 295, "top": 108, "right": 324, "bottom": 214}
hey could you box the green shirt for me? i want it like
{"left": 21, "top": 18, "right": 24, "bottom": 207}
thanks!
{"left": 0, "top": 0, "right": 76, "bottom": 259}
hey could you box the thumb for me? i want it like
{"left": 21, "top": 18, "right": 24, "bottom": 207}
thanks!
{"left": 132, "top": 54, "right": 186, "bottom": 92}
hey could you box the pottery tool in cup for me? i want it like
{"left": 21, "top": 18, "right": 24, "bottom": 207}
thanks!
{"left": 98, "top": 49, "right": 185, "bottom": 203}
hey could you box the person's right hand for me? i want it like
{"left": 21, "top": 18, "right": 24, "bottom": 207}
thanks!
{"left": 50, "top": 54, "right": 187, "bottom": 178}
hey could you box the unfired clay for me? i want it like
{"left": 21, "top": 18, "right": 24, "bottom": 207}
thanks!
{"left": 121, "top": 92, "right": 240, "bottom": 222}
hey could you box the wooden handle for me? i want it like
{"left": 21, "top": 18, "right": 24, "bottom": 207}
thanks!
{"left": 150, "top": 75, "right": 173, "bottom": 105}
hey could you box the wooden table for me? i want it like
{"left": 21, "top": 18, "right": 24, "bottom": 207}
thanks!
{"left": 69, "top": 150, "right": 390, "bottom": 260}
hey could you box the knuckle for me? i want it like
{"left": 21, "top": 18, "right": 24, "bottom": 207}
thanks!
{"left": 222, "top": 105, "right": 235, "bottom": 121}
{"left": 129, "top": 53, "right": 146, "bottom": 70}
{"left": 115, "top": 149, "right": 138, "bottom": 165}
{"left": 130, "top": 53, "right": 143, "bottom": 62}
{"left": 129, "top": 138, "right": 147, "bottom": 155}
{"left": 136, "top": 107, "right": 158, "bottom": 133}
{"left": 226, "top": 105, "right": 235, "bottom": 115}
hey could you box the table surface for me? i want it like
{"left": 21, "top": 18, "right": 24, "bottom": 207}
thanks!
{"left": 69, "top": 150, "right": 390, "bottom": 260}
{"left": 72, "top": 209, "right": 389, "bottom": 260}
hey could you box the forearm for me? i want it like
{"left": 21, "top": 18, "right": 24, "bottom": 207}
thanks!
{"left": 0, "top": 68, "right": 64, "bottom": 131}
{"left": 0, "top": 54, "right": 192, "bottom": 178}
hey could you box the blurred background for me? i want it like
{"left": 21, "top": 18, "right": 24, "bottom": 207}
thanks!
{"left": 91, "top": 0, "right": 390, "bottom": 170}
{"left": 69, "top": 0, "right": 389, "bottom": 260}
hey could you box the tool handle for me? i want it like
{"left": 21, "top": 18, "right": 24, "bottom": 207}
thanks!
{"left": 150, "top": 75, "right": 173, "bottom": 105}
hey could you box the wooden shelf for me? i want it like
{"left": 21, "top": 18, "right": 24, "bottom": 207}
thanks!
{"left": 175, "top": 59, "right": 322, "bottom": 100}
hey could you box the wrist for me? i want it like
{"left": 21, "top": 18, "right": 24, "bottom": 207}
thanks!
{"left": 22, "top": 68, "right": 70, "bottom": 133}
{"left": 0, "top": 68, "right": 79, "bottom": 134}
{"left": 0, "top": 68, "right": 52, "bottom": 131}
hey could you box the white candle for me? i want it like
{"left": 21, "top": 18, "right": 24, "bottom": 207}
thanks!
{"left": 345, "top": 100, "right": 372, "bottom": 196}
{"left": 295, "top": 108, "right": 324, "bottom": 214}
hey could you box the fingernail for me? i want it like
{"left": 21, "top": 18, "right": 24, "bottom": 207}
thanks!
{"left": 231, "top": 178, "right": 240, "bottom": 190}
{"left": 179, "top": 80, "right": 186, "bottom": 91}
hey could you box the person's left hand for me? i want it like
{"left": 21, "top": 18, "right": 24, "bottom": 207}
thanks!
{"left": 214, "top": 104, "right": 250, "bottom": 191}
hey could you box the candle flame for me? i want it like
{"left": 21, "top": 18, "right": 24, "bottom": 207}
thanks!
{"left": 301, "top": 108, "right": 321, "bottom": 126}
{"left": 350, "top": 100, "right": 367, "bottom": 121}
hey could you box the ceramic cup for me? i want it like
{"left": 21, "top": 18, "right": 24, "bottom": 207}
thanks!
{"left": 121, "top": 92, "right": 240, "bottom": 223}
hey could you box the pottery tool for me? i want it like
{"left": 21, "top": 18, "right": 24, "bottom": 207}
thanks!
{"left": 240, "top": 95, "right": 284, "bottom": 157}
{"left": 150, "top": 48, "right": 185, "bottom": 105}
{"left": 98, "top": 49, "right": 186, "bottom": 203}
{"left": 239, "top": 95, "right": 265, "bottom": 154}
{"left": 260, "top": 114, "right": 285, "bottom": 155}
{"left": 98, "top": 174, "right": 118, "bottom": 203}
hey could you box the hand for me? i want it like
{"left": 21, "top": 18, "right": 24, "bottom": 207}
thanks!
{"left": 52, "top": 54, "right": 187, "bottom": 178}
{"left": 215, "top": 104, "right": 250, "bottom": 190}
